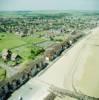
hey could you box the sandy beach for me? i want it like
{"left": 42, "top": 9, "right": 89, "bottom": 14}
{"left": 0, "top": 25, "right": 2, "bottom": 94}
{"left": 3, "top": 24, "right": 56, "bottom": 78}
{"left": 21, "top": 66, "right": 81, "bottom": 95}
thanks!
{"left": 38, "top": 27, "right": 99, "bottom": 98}
{"left": 9, "top": 27, "right": 99, "bottom": 100}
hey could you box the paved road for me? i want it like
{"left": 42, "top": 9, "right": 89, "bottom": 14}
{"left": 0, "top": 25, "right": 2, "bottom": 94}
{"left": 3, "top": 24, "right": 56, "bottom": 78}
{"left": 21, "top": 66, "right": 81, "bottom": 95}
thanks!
{"left": 8, "top": 79, "right": 50, "bottom": 100}
{"left": 9, "top": 27, "right": 99, "bottom": 100}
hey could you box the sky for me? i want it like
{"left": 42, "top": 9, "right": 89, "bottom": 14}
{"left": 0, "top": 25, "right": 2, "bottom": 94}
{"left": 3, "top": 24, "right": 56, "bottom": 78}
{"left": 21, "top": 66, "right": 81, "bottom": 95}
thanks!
{"left": 0, "top": 0, "right": 99, "bottom": 11}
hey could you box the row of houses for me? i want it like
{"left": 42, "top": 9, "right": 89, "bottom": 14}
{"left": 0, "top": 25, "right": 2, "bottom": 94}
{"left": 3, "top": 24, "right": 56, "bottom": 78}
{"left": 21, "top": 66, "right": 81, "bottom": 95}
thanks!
{"left": 0, "top": 33, "right": 83, "bottom": 100}
{"left": 0, "top": 56, "right": 46, "bottom": 100}
{"left": 44, "top": 34, "right": 78, "bottom": 62}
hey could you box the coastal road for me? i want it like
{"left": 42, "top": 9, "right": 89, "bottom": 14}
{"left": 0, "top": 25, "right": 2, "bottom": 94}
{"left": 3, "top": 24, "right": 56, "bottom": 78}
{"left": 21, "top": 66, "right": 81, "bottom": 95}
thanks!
{"left": 9, "top": 27, "right": 99, "bottom": 100}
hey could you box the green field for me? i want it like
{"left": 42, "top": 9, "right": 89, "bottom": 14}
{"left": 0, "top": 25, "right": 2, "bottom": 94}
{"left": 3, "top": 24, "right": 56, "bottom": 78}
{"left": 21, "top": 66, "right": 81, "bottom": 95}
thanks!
{"left": 12, "top": 45, "right": 44, "bottom": 60}
{"left": 22, "top": 36, "right": 46, "bottom": 44}
{"left": 0, "top": 32, "right": 46, "bottom": 60}
{"left": 0, "top": 33, "right": 25, "bottom": 51}
{"left": 0, "top": 32, "right": 46, "bottom": 51}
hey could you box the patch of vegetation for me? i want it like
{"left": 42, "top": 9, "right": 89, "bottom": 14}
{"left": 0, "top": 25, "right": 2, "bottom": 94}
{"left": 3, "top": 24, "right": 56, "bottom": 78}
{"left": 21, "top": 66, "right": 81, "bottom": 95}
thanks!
{"left": 28, "top": 46, "right": 45, "bottom": 59}
{"left": 49, "top": 35, "right": 66, "bottom": 42}
{"left": 22, "top": 36, "right": 46, "bottom": 44}
{"left": 0, "top": 33, "right": 25, "bottom": 51}
{"left": 35, "top": 31, "right": 47, "bottom": 36}
{"left": 12, "top": 45, "right": 45, "bottom": 61}
{"left": 0, "top": 32, "right": 46, "bottom": 52}
{"left": 0, "top": 67, "right": 6, "bottom": 81}
{"left": 0, "top": 32, "right": 46, "bottom": 65}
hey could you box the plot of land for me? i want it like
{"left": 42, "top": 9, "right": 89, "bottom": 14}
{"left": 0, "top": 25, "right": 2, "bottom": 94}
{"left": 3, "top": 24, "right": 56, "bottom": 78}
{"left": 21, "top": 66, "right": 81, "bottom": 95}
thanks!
{"left": 0, "top": 33, "right": 25, "bottom": 51}
{"left": 0, "top": 32, "right": 46, "bottom": 60}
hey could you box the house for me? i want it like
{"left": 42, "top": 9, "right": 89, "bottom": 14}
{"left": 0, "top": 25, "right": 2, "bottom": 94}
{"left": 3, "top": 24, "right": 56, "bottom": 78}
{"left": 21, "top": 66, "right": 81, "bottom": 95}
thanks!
{"left": 44, "top": 43, "right": 62, "bottom": 62}
{"left": 45, "top": 48, "right": 55, "bottom": 62}
{"left": 11, "top": 53, "right": 21, "bottom": 64}
{"left": 2, "top": 49, "right": 12, "bottom": 61}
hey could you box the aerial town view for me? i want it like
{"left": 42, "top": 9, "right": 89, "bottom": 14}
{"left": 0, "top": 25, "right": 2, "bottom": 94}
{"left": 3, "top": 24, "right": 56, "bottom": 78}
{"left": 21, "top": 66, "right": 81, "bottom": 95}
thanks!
{"left": 0, "top": 0, "right": 99, "bottom": 100}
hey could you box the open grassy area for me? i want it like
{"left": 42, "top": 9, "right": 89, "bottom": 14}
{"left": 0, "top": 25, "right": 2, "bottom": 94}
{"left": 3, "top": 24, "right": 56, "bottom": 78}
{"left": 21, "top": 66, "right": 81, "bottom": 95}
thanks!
{"left": 12, "top": 45, "right": 44, "bottom": 60}
{"left": 0, "top": 32, "right": 46, "bottom": 51}
{"left": 0, "top": 32, "right": 46, "bottom": 61}
{"left": 0, "top": 33, "right": 25, "bottom": 51}
{"left": 22, "top": 36, "right": 46, "bottom": 44}
{"left": 12, "top": 45, "right": 32, "bottom": 60}
{"left": 54, "top": 35, "right": 66, "bottom": 42}
{"left": 35, "top": 31, "right": 47, "bottom": 35}
{"left": 0, "top": 67, "right": 6, "bottom": 81}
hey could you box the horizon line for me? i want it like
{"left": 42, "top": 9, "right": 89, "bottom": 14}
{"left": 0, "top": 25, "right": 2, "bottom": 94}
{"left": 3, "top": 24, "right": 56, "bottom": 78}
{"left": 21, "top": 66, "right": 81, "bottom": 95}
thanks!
{"left": 0, "top": 9, "right": 99, "bottom": 12}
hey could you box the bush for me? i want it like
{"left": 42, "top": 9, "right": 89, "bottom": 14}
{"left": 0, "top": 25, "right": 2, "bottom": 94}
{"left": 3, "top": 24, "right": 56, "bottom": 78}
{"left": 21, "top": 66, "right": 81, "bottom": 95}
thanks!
{"left": 29, "top": 46, "right": 45, "bottom": 59}
{"left": 31, "top": 47, "right": 44, "bottom": 55}
{"left": 0, "top": 67, "right": 6, "bottom": 81}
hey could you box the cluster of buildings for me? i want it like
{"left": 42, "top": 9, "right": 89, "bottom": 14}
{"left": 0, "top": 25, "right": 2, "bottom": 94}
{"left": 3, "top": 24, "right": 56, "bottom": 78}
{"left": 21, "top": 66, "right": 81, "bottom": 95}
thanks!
{"left": 1, "top": 49, "right": 21, "bottom": 65}
{"left": 0, "top": 13, "right": 98, "bottom": 38}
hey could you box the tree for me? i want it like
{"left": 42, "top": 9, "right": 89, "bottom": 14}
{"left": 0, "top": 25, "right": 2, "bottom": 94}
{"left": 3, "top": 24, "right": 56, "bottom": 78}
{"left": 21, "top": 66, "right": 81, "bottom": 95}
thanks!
{"left": 29, "top": 47, "right": 45, "bottom": 59}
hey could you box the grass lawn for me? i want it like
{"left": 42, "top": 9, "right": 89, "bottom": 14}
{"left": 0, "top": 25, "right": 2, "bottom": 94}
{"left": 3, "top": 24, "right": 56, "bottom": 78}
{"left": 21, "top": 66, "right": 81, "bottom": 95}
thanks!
{"left": 0, "top": 33, "right": 25, "bottom": 51}
{"left": 12, "top": 45, "right": 32, "bottom": 60}
{"left": 0, "top": 32, "right": 46, "bottom": 51}
{"left": 0, "top": 67, "right": 6, "bottom": 81}
{"left": 12, "top": 45, "right": 44, "bottom": 60}
{"left": 35, "top": 31, "right": 47, "bottom": 35}
{"left": 0, "top": 32, "right": 46, "bottom": 62}
{"left": 22, "top": 36, "right": 46, "bottom": 44}
{"left": 54, "top": 35, "right": 66, "bottom": 41}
